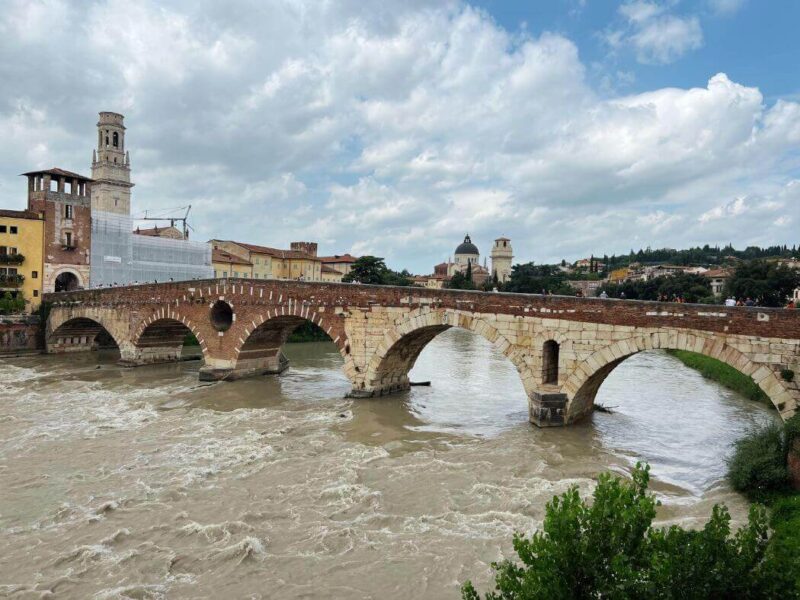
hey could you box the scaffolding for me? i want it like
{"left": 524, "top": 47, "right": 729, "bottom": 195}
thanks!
{"left": 90, "top": 211, "right": 212, "bottom": 287}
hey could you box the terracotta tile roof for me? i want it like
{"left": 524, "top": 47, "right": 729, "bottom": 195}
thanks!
{"left": 133, "top": 226, "right": 182, "bottom": 238}
{"left": 321, "top": 265, "right": 343, "bottom": 274}
{"left": 319, "top": 253, "right": 358, "bottom": 264}
{"left": 704, "top": 268, "right": 732, "bottom": 278}
{"left": 212, "top": 248, "right": 252, "bottom": 266}
{"left": 0, "top": 209, "right": 42, "bottom": 220}
{"left": 20, "top": 167, "right": 93, "bottom": 181}
{"left": 237, "top": 241, "right": 319, "bottom": 260}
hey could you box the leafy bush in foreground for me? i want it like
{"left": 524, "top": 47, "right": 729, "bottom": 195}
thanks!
{"left": 727, "top": 423, "right": 790, "bottom": 500}
{"left": 463, "top": 463, "right": 796, "bottom": 599}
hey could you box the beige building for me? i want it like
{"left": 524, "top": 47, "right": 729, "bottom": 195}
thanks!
{"left": 321, "top": 264, "right": 344, "bottom": 282}
{"left": 210, "top": 240, "right": 323, "bottom": 281}
{"left": 320, "top": 253, "right": 357, "bottom": 278}
{"left": 212, "top": 248, "right": 253, "bottom": 278}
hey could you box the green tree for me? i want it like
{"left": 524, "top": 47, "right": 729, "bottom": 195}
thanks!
{"left": 463, "top": 463, "right": 794, "bottom": 599}
{"left": 342, "top": 256, "right": 412, "bottom": 286}
{"left": 599, "top": 273, "right": 713, "bottom": 303}
{"left": 502, "top": 263, "right": 575, "bottom": 295}
{"left": 724, "top": 261, "right": 800, "bottom": 307}
{"left": 447, "top": 270, "right": 477, "bottom": 290}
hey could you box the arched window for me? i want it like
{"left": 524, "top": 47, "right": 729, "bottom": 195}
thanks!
{"left": 112, "top": 132, "right": 119, "bottom": 147}
{"left": 542, "top": 340, "right": 559, "bottom": 384}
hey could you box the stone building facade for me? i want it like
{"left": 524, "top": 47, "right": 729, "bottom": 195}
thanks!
{"left": 23, "top": 168, "right": 92, "bottom": 292}
{"left": 91, "top": 112, "right": 133, "bottom": 215}
{"left": 490, "top": 237, "right": 513, "bottom": 283}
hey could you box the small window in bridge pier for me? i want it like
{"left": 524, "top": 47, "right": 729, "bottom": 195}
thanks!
{"left": 542, "top": 340, "right": 559, "bottom": 384}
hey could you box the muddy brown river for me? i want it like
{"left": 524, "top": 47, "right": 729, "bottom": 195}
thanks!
{"left": 0, "top": 329, "right": 779, "bottom": 599}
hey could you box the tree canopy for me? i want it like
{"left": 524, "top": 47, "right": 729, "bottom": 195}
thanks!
{"left": 724, "top": 261, "right": 800, "bottom": 307}
{"left": 463, "top": 463, "right": 797, "bottom": 599}
{"left": 341, "top": 256, "right": 412, "bottom": 286}
{"left": 501, "top": 263, "right": 575, "bottom": 295}
{"left": 599, "top": 273, "right": 714, "bottom": 303}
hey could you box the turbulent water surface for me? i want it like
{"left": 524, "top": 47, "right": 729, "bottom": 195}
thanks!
{"left": 0, "top": 329, "right": 779, "bottom": 599}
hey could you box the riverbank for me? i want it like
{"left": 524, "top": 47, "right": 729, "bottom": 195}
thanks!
{"left": 666, "top": 349, "right": 769, "bottom": 403}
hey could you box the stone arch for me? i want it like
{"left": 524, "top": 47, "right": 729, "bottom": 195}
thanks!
{"left": 362, "top": 308, "right": 533, "bottom": 397}
{"left": 231, "top": 303, "right": 347, "bottom": 379}
{"left": 47, "top": 308, "right": 127, "bottom": 355}
{"left": 52, "top": 267, "right": 84, "bottom": 292}
{"left": 562, "top": 331, "right": 795, "bottom": 423}
{"left": 131, "top": 309, "right": 209, "bottom": 363}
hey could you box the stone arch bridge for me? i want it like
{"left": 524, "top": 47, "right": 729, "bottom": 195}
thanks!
{"left": 43, "top": 279, "right": 800, "bottom": 427}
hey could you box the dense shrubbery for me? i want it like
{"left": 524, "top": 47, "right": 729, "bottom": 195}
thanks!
{"left": 287, "top": 320, "right": 330, "bottom": 343}
{"left": 729, "top": 415, "right": 800, "bottom": 501}
{"left": 463, "top": 463, "right": 798, "bottom": 599}
{"left": 0, "top": 292, "right": 25, "bottom": 314}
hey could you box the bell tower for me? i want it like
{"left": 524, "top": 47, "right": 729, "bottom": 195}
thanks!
{"left": 491, "top": 237, "right": 513, "bottom": 284}
{"left": 91, "top": 112, "right": 133, "bottom": 215}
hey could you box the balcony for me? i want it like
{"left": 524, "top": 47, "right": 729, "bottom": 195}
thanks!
{"left": 0, "top": 253, "right": 24, "bottom": 265}
{"left": 0, "top": 273, "right": 25, "bottom": 286}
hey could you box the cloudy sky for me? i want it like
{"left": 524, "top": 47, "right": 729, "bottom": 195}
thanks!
{"left": 0, "top": 0, "right": 798, "bottom": 273}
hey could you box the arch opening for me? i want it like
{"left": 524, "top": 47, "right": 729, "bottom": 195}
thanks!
{"left": 237, "top": 316, "right": 336, "bottom": 378}
{"left": 374, "top": 325, "right": 530, "bottom": 435}
{"left": 136, "top": 318, "right": 204, "bottom": 362}
{"left": 54, "top": 271, "right": 80, "bottom": 292}
{"left": 49, "top": 317, "right": 120, "bottom": 357}
{"left": 566, "top": 338, "right": 792, "bottom": 424}
{"left": 542, "top": 340, "right": 559, "bottom": 384}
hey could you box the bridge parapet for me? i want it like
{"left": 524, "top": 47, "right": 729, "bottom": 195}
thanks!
{"left": 43, "top": 279, "right": 800, "bottom": 425}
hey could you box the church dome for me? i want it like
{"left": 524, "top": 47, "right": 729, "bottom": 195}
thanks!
{"left": 455, "top": 234, "right": 479, "bottom": 255}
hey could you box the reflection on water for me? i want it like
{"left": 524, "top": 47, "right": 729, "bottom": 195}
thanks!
{"left": 0, "top": 329, "right": 779, "bottom": 598}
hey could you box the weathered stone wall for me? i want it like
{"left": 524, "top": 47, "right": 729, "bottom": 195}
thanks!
{"left": 44, "top": 279, "right": 800, "bottom": 426}
{"left": 0, "top": 315, "right": 42, "bottom": 356}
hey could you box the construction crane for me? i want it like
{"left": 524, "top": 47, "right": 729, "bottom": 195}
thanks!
{"left": 138, "top": 205, "right": 194, "bottom": 239}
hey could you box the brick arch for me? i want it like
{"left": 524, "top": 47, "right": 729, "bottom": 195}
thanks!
{"left": 562, "top": 332, "right": 795, "bottom": 423}
{"left": 47, "top": 307, "right": 127, "bottom": 351}
{"left": 131, "top": 307, "right": 210, "bottom": 361}
{"left": 362, "top": 308, "right": 533, "bottom": 396}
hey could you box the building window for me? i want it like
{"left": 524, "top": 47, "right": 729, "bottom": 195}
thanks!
{"left": 32, "top": 271, "right": 38, "bottom": 279}
{"left": 0, "top": 226, "right": 5, "bottom": 233}
{"left": 64, "top": 232, "right": 72, "bottom": 247}
{"left": 65, "top": 204, "right": 73, "bottom": 220}
{"left": 10, "top": 226, "right": 17, "bottom": 234}
{"left": 33, "top": 290, "right": 39, "bottom": 297}
{"left": 113, "top": 132, "right": 119, "bottom": 147}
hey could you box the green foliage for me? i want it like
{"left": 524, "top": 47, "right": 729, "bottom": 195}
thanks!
{"left": 342, "top": 256, "right": 412, "bottom": 286}
{"left": 0, "top": 291, "right": 25, "bottom": 314}
{"left": 463, "top": 463, "right": 790, "bottom": 599}
{"left": 183, "top": 332, "right": 199, "bottom": 346}
{"left": 782, "top": 369, "right": 796, "bottom": 383}
{"left": 728, "top": 424, "right": 791, "bottom": 501}
{"left": 599, "top": 273, "right": 712, "bottom": 303}
{"left": 0, "top": 253, "right": 25, "bottom": 265}
{"left": 287, "top": 320, "right": 330, "bottom": 343}
{"left": 605, "top": 244, "right": 796, "bottom": 270}
{"left": 502, "top": 263, "right": 575, "bottom": 295}
{"left": 724, "top": 260, "right": 800, "bottom": 307}
{"left": 447, "top": 270, "right": 477, "bottom": 290}
{"left": 666, "top": 350, "right": 769, "bottom": 403}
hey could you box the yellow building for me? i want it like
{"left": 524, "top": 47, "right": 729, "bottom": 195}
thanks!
{"left": 212, "top": 248, "right": 253, "bottom": 278}
{"left": 0, "top": 209, "right": 44, "bottom": 312}
{"left": 209, "top": 240, "right": 323, "bottom": 281}
{"left": 608, "top": 267, "right": 630, "bottom": 283}
{"left": 321, "top": 264, "right": 344, "bottom": 282}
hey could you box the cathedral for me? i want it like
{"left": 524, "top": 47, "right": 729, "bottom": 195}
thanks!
{"left": 426, "top": 234, "right": 513, "bottom": 287}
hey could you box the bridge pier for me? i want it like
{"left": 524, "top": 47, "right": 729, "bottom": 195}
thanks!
{"left": 117, "top": 345, "right": 184, "bottom": 368}
{"left": 198, "top": 352, "right": 289, "bottom": 381}
{"left": 528, "top": 391, "right": 568, "bottom": 427}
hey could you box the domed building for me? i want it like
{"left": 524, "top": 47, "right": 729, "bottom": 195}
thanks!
{"left": 454, "top": 234, "right": 480, "bottom": 270}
